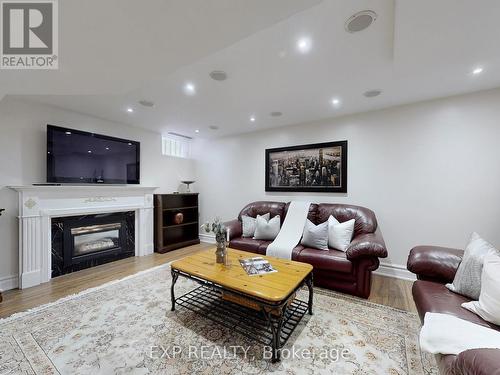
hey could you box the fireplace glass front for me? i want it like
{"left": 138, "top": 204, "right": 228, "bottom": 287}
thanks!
{"left": 52, "top": 212, "right": 135, "bottom": 277}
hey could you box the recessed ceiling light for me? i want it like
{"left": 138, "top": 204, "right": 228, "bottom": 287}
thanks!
{"left": 209, "top": 70, "right": 227, "bottom": 81}
{"left": 345, "top": 10, "right": 377, "bottom": 33}
{"left": 364, "top": 89, "right": 382, "bottom": 98}
{"left": 183, "top": 82, "right": 196, "bottom": 96}
{"left": 195, "top": 129, "right": 200, "bottom": 133}
{"left": 138, "top": 100, "right": 155, "bottom": 107}
{"left": 270, "top": 111, "right": 283, "bottom": 117}
{"left": 87, "top": 150, "right": 92, "bottom": 153}
{"left": 296, "top": 37, "right": 312, "bottom": 54}
{"left": 331, "top": 98, "right": 341, "bottom": 107}
{"left": 250, "top": 116, "right": 256, "bottom": 122}
{"left": 65, "top": 131, "right": 71, "bottom": 135}
{"left": 126, "top": 107, "right": 134, "bottom": 113}
{"left": 472, "top": 67, "right": 483, "bottom": 75}
{"left": 105, "top": 147, "right": 110, "bottom": 150}
{"left": 128, "top": 143, "right": 133, "bottom": 146}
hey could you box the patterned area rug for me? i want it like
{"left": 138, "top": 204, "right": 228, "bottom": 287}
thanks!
{"left": 0, "top": 264, "right": 437, "bottom": 375}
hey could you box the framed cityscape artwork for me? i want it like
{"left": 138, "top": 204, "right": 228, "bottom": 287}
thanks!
{"left": 265, "top": 141, "right": 347, "bottom": 193}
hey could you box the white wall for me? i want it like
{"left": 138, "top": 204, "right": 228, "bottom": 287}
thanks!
{"left": 193, "top": 88, "right": 500, "bottom": 270}
{"left": 0, "top": 97, "right": 196, "bottom": 289}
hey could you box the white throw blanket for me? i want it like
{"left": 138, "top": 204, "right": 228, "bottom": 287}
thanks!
{"left": 266, "top": 201, "right": 311, "bottom": 260}
{"left": 420, "top": 312, "right": 500, "bottom": 355}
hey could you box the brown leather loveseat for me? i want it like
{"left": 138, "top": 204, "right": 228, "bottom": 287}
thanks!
{"left": 408, "top": 246, "right": 500, "bottom": 375}
{"left": 224, "top": 201, "right": 387, "bottom": 298}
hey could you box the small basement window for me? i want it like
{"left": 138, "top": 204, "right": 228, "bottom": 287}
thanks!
{"left": 162, "top": 133, "right": 191, "bottom": 158}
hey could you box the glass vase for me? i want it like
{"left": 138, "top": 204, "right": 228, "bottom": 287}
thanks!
{"left": 215, "top": 241, "right": 227, "bottom": 264}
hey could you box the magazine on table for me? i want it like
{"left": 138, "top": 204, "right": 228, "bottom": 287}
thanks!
{"left": 239, "top": 257, "right": 277, "bottom": 276}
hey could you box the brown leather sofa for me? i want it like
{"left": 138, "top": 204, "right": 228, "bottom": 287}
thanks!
{"left": 224, "top": 201, "right": 387, "bottom": 298}
{"left": 407, "top": 246, "right": 500, "bottom": 375}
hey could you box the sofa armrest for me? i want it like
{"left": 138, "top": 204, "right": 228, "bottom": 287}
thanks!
{"left": 407, "top": 246, "right": 463, "bottom": 284}
{"left": 346, "top": 232, "right": 388, "bottom": 261}
{"left": 224, "top": 219, "right": 242, "bottom": 240}
{"left": 452, "top": 349, "right": 500, "bottom": 375}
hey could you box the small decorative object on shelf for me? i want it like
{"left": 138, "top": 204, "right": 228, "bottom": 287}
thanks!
{"left": 181, "top": 180, "right": 196, "bottom": 193}
{"left": 201, "top": 218, "right": 229, "bottom": 265}
{"left": 174, "top": 212, "right": 184, "bottom": 224}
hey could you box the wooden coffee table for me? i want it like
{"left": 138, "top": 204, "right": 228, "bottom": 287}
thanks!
{"left": 170, "top": 248, "right": 313, "bottom": 362}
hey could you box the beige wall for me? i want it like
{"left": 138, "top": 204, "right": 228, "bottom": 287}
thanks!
{"left": 193, "top": 88, "right": 500, "bottom": 271}
{"left": 0, "top": 97, "right": 195, "bottom": 289}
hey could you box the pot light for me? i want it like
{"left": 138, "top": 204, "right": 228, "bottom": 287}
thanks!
{"left": 250, "top": 116, "right": 256, "bottom": 122}
{"left": 65, "top": 131, "right": 71, "bottom": 135}
{"left": 126, "top": 107, "right": 134, "bottom": 113}
{"left": 331, "top": 98, "right": 341, "bottom": 107}
{"left": 296, "top": 37, "right": 312, "bottom": 54}
{"left": 87, "top": 150, "right": 92, "bottom": 153}
{"left": 472, "top": 67, "right": 483, "bottom": 75}
{"left": 195, "top": 129, "right": 200, "bottom": 133}
{"left": 183, "top": 82, "right": 196, "bottom": 96}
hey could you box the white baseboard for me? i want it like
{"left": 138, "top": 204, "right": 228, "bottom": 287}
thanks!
{"left": 199, "top": 233, "right": 216, "bottom": 244}
{"left": 0, "top": 274, "right": 19, "bottom": 291}
{"left": 374, "top": 262, "right": 416, "bottom": 281}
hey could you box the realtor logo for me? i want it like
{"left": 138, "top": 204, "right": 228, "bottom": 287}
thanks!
{"left": 1, "top": 0, "right": 58, "bottom": 69}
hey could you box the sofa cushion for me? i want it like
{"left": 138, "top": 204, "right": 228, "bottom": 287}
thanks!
{"left": 297, "top": 247, "right": 353, "bottom": 273}
{"left": 238, "top": 201, "right": 285, "bottom": 221}
{"left": 412, "top": 280, "right": 500, "bottom": 331}
{"left": 241, "top": 213, "right": 269, "bottom": 237}
{"left": 462, "top": 254, "right": 500, "bottom": 326}
{"left": 328, "top": 216, "right": 355, "bottom": 252}
{"left": 317, "top": 204, "right": 377, "bottom": 236}
{"left": 230, "top": 237, "right": 265, "bottom": 253}
{"left": 301, "top": 220, "right": 329, "bottom": 250}
{"left": 253, "top": 215, "right": 280, "bottom": 240}
{"left": 446, "top": 232, "right": 499, "bottom": 300}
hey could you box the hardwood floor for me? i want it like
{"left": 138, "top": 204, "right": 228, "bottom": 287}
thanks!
{"left": 0, "top": 243, "right": 415, "bottom": 318}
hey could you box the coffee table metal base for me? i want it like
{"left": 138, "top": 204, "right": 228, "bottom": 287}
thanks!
{"left": 170, "top": 269, "right": 313, "bottom": 362}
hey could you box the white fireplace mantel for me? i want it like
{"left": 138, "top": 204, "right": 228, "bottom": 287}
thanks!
{"left": 9, "top": 185, "right": 158, "bottom": 289}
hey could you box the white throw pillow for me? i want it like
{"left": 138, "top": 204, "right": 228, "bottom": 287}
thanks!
{"left": 328, "top": 216, "right": 355, "bottom": 252}
{"left": 446, "top": 232, "right": 499, "bottom": 300}
{"left": 301, "top": 220, "right": 329, "bottom": 250}
{"left": 241, "top": 213, "right": 270, "bottom": 238}
{"left": 462, "top": 254, "right": 500, "bottom": 325}
{"left": 253, "top": 215, "right": 281, "bottom": 240}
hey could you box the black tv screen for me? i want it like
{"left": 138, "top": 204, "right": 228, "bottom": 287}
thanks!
{"left": 47, "top": 125, "right": 140, "bottom": 184}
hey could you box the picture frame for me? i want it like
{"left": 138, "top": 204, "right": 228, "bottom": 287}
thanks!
{"left": 265, "top": 140, "right": 347, "bottom": 193}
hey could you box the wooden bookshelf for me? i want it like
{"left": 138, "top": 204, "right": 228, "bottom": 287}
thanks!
{"left": 154, "top": 194, "right": 200, "bottom": 253}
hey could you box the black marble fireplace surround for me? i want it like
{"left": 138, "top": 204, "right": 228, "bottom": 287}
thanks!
{"left": 51, "top": 211, "right": 135, "bottom": 277}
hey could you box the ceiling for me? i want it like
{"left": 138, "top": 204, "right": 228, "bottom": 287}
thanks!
{"left": 3, "top": 0, "right": 500, "bottom": 139}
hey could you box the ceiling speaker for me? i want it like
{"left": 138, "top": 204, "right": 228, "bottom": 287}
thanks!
{"left": 364, "top": 89, "right": 382, "bottom": 98}
{"left": 138, "top": 100, "right": 155, "bottom": 107}
{"left": 345, "top": 10, "right": 377, "bottom": 33}
{"left": 209, "top": 70, "right": 227, "bottom": 81}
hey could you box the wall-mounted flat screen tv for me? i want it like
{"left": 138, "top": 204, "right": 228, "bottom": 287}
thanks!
{"left": 47, "top": 125, "right": 140, "bottom": 184}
